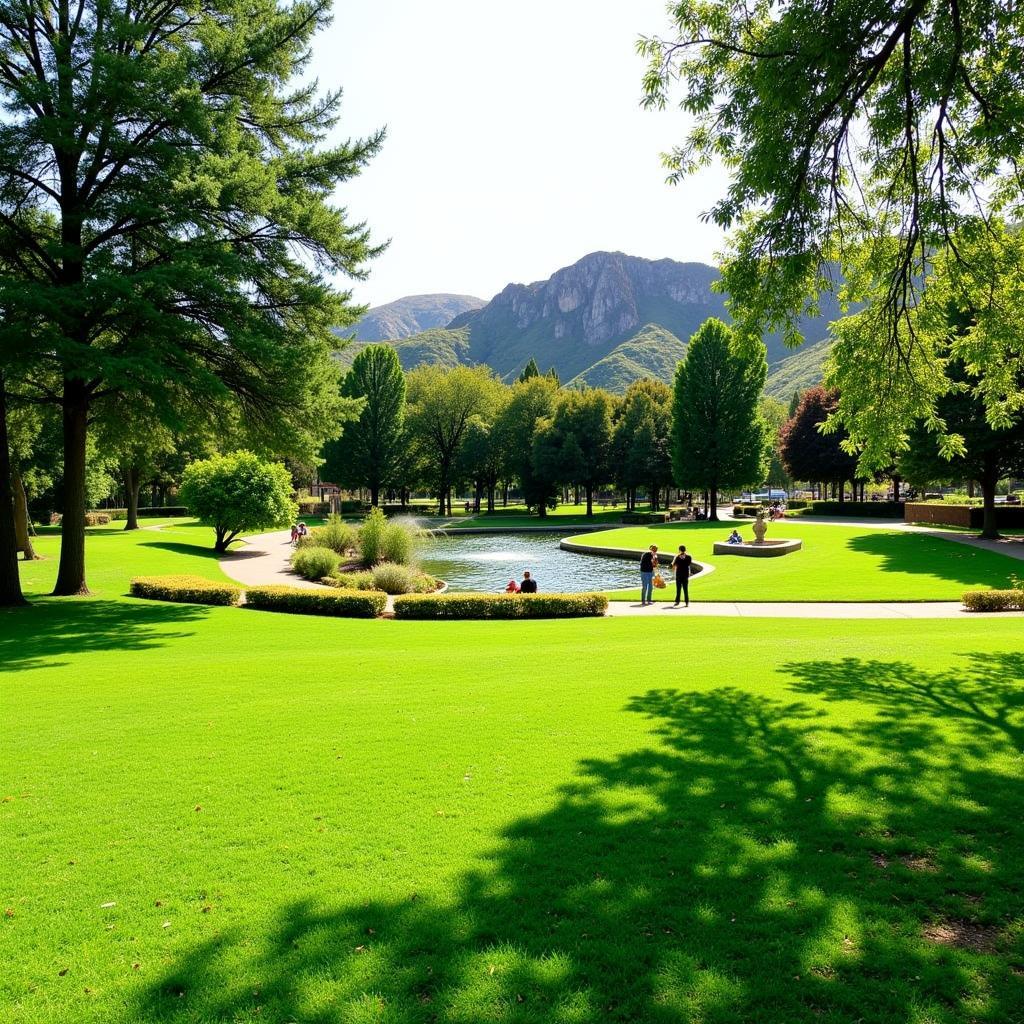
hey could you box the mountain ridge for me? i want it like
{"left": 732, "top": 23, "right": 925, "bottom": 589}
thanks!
{"left": 338, "top": 252, "right": 836, "bottom": 393}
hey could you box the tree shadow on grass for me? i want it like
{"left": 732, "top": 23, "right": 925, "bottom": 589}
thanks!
{"left": 846, "top": 531, "right": 1020, "bottom": 589}
{"left": 126, "top": 653, "right": 1024, "bottom": 1023}
{"left": 0, "top": 599, "right": 208, "bottom": 672}
{"left": 141, "top": 540, "right": 226, "bottom": 562}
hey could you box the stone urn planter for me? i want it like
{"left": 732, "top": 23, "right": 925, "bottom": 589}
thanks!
{"left": 752, "top": 512, "right": 768, "bottom": 544}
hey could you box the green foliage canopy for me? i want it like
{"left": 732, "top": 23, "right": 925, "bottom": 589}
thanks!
{"left": 671, "top": 319, "right": 769, "bottom": 517}
{"left": 179, "top": 451, "right": 296, "bottom": 553}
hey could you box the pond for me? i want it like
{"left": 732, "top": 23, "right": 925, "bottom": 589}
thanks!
{"left": 418, "top": 531, "right": 637, "bottom": 593}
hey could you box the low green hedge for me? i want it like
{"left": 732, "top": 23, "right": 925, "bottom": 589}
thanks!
{"left": 621, "top": 511, "right": 669, "bottom": 524}
{"left": 732, "top": 504, "right": 762, "bottom": 518}
{"left": 793, "top": 500, "right": 903, "bottom": 518}
{"left": 962, "top": 589, "right": 1024, "bottom": 612}
{"left": 245, "top": 585, "right": 385, "bottom": 618}
{"left": 393, "top": 592, "right": 608, "bottom": 620}
{"left": 130, "top": 575, "right": 242, "bottom": 606}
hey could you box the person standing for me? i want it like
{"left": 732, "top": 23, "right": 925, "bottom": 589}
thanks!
{"left": 671, "top": 545, "right": 692, "bottom": 607}
{"left": 639, "top": 545, "right": 658, "bottom": 606}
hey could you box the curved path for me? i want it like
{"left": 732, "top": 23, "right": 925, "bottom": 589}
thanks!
{"left": 218, "top": 529, "right": 1023, "bottom": 618}
{"left": 220, "top": 530, "right": 326, "bottom": 591}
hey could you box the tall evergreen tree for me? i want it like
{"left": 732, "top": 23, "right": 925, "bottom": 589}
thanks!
{"left": 0, "top": 0, "right": 381, "bottom": 594}
{"left": 518, "top": 358, "right": 541, "bottom": 383}
{"left": 322, "top": 346, "right": 406, "bottom": 507}
{"left": 671, "top": 319, "right": 768, "bottom": 520}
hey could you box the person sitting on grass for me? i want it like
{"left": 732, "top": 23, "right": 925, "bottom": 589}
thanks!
{"left": 505, "top": 579, "right": 520, "bottom": 593}
{"left": 727, "top": 529, "right": 743, "bottom": 544}
{"left": 290, "top": 523, "right": 299, "bottom": 544}
{"left": 519, "top": 571, "right": 538, "bottom": 593}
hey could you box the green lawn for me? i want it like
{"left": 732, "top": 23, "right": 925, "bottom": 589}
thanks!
{"left": 567, "top": 521, "right": 1023, "bottom": 601}
{"left": 3, "top": 528, "right": 1024, "bottom": 1023}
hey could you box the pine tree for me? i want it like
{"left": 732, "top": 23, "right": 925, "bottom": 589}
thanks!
{"left": 518, "top": 358, "right": 541, "bottom": 382}
{"left": 0, "top": 0, "right": 381, "bottom": 594}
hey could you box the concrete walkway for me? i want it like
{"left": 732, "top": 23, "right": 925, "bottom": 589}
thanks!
{"left": 219, "top": 530, "right": 325, "bottom": 591}
{"left": 603, "top": 600, "right": 1022, "bottom": 619}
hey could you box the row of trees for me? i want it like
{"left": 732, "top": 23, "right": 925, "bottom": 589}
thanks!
{"left": 323, "top": 318, "right": 772, "bottom": 520}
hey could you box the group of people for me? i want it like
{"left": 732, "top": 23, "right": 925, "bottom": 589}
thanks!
{"left": 505, "top": 571, "right": 538, "bottom": 594}
{"left": 639, "top": 544, "right": 693, "bottom": 607}
{"left": 289, "top": 522, "right": 309, "bottom": 545}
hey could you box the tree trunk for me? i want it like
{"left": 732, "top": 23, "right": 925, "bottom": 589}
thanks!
{"left": 474, "top": 480, "right": 482, "bottom": 513}
{"left": 979, "top": 471, "right": 1000, "bottom": 540}
{"left": 53, "top": 381, "right": 90, "bottom": 595}
{"left": 585, "top": 484, "right": 593, "bottom": 517}
{"left": 650, "top": 484, "right": 659, "bottom": 512}
{"left": 486, "top": 483, "right": 495, "bottom": 513}
{"left": 0, "top": 374, "right": 27, "bottom": 606}
{"left": 838, "top": 481, "right": 845, "bottom": 503}
{"left": 370, "top": 483, "right": 380, "bottom": 508}
{"left": 967, "top": 479, "right": 975, "bottom": 499}
{"left": 573, "top": 485, "right": 580, "bottom": 507}
{"left": 12, "top": 467, "right": 38, "bottom": 560}
{"left": 709, "top": 484, "right": 719, "bottom": 521}
{"left": 503, "top": 481, "right": 509, "bottom": 506}
{"left": 124, "top": 466, "right": 141, "bottom": 530}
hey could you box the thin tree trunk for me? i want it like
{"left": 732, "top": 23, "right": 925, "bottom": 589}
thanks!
{"left": 709, "top": 484, "right": 719, "bottom": 521}
{"left": 370, "top": 483, "right": 380, "bottom": 508}
{"left": 124, "top": 466, "right": 141, "bottom": 530}
{"left": 12, "top": 467, "right": 38, "bottom": 560}
{"left": 586, "top": 484, "right": 593, "bottom": 517}
{"left": 0, "top": 373, "right": 27, "bottom": 605}
{"left": 486, "top": 483, "right": 495, "bottom": 513}
{"left": 53, "top": 381, "right": 90, "bottom": 596}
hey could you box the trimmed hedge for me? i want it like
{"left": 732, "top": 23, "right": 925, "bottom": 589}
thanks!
{"left": 296, "top": 498, "right": 330, "bottom": 515}
{"left": 393, "top": 592, "right": 609, "bottom": 620}
{"left": 732, "top": 504, "right": 762, "bottom": 518}
{"left": 245, "top": 585, "right": 385, "bottom": 618}
{"left": 794, "top": 500, "right": 903, "bottom": 518}
{"left": 962, "top": 589, "right": 1024, "bottom": 612}
{"left": 130, "top": 575, "right": 242, "bottom": 606}
{"left": 621, "top": 511, "right": 669, "bottom": 524}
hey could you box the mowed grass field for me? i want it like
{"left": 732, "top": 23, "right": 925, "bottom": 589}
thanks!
{"left": 568, "top": 521, "right": 1024, "bottom": 601}
{"left": 3, "top": 526, "right": 1024, "bottom": 1023}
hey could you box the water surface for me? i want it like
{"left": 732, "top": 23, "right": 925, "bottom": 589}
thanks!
{"left": 419, "top": 531, "right": 638, "bottom": 593}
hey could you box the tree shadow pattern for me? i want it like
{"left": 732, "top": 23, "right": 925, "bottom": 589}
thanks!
{"left": 130, "top": 652, "right": 1024, "bottom": 1023}
{"left": 0, "top": 599, "right": 207, "bottom": 673}
{"left": 845, "top": 531, "right": 1020, "bottom": 589}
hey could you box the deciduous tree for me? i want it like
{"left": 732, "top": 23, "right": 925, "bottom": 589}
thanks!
{"left": 179, "top": 451, "right": 296, "bottom": 553}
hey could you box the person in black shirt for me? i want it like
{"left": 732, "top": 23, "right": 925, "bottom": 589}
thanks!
{"left": 671, "top": 545, "right": 692, "bottom": 606}
{"left": 639, "top": 545, "right": 658, "bottom": 605}
{"left": 519, "top": 571, "right": 538, "bottom": 593}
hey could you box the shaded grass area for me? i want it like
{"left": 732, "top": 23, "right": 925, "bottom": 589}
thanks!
{"left": 3, "top": 602, "right": 1024, "bottom": 1022}
{"left": 572, "top": 522, "right": 1023, "bottom": 601}
{"left": 16, "top": 521, "right": 234, "bottom": 598}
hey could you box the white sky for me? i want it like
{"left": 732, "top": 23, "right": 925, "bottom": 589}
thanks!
{"left": 316, "top": 0, "right": 727, "bottom": 308}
